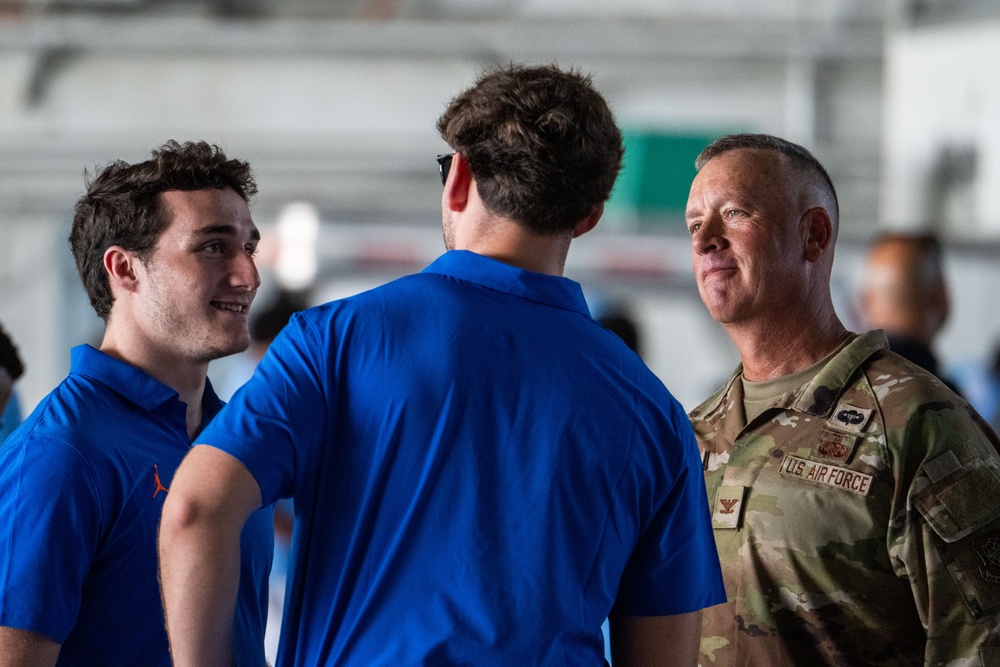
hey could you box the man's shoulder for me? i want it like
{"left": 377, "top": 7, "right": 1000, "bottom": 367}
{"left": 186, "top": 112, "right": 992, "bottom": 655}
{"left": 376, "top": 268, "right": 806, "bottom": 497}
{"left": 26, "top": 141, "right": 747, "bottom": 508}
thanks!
{"left": 859, "top": 348, "right": 968, "bottom": 415}
{"left": 689, "top": 368, "right": 739, "bottom": 424}
{"left": 0, "top": 384, "right": 108, "bottom": 508}
{"left": 298, "top": 268, "right": 566, "bottom": 339}
{"left": 14, "top": 372, "right": 120, "bottom": 436}
{"left": 295, "top": 272, "right": 442, "bottom": 325}
{"left": 851, "top": 349, "right": 999, "bottom": 476}
{"left": 3, "top": 370, "right": 180, "bottom": 467}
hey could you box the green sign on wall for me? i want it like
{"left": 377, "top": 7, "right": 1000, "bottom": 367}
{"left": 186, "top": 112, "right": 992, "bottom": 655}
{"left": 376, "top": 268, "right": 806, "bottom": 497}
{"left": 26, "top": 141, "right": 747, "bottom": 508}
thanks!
{"left": 606, "top": 130, "right": 723, "bottom": 227}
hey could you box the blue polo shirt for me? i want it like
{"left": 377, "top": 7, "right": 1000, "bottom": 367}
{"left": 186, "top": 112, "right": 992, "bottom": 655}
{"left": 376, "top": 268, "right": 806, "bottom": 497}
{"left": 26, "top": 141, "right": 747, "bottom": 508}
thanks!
{"left": 204, "top": 250, "right": 724, "bottom": 666}
{"left": 0, "top": 345, "right": 273, "bottom": 666}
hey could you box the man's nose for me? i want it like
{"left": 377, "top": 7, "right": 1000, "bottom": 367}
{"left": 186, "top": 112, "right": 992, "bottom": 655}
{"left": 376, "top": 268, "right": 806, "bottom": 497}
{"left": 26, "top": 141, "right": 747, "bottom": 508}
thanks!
{"left": 692, "top": 216, "right": 726, "bottom": 255}
{"left": 231, "top": 250, "right": 261, "bottom": 291}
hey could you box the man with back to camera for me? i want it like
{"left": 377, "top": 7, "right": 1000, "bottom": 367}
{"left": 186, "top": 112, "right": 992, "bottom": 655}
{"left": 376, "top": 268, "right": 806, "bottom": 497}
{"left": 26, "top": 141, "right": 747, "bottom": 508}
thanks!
{"left": 158, "top": 63, "right": 726, "bottom": 667}
{"left": 0, "top": 141, "right": 273, "bottom": 666}
{"left": 684, "top": 133, "right": 1000, "bottom": 665}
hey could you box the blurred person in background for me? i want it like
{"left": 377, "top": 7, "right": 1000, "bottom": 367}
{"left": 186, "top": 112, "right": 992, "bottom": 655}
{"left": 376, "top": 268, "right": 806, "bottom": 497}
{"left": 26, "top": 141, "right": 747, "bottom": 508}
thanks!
{"left": 159, "top": 63, "right": 724, "bottom": 667}
{"left": 0, "top": 322, "right": 25, "bottom": 442}
{"left": 0, "top": 141, "right": 273, "bottom": 667}
{"left": 597, "top": 305, "right": 643, "bottom": 358}
{"left": 685, "top": 133, "right": 1000, "bottom": 665}
{"left": 858, "top": 231, "right": 963, "bottom": 395}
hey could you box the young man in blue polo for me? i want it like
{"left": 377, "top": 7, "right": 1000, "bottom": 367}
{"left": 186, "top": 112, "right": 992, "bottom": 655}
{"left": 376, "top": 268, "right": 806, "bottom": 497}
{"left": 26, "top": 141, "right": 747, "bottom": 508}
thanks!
{"left": 159, "top": 65, "right": 724, "bottom": 667}
{"left": 0, "top": 141, "right": 273, "bottom": 666}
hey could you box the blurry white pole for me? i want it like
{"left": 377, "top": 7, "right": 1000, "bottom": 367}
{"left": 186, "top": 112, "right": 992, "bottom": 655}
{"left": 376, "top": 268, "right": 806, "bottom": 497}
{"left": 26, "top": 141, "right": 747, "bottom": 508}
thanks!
{"left": 784, "top": 57, "right": 818, "bottom": 148}
{"left": 275, "top": 201, "right": 320, "bottom": 292}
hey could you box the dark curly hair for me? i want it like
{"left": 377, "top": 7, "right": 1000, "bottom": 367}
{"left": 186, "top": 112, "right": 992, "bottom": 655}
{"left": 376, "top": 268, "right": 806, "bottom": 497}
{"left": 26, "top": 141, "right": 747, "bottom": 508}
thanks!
{"left": 70, "top": 140, "right": 257, "bottom": 322}
{"left": 437, "top": 63, "right": 624, "bottom": 236}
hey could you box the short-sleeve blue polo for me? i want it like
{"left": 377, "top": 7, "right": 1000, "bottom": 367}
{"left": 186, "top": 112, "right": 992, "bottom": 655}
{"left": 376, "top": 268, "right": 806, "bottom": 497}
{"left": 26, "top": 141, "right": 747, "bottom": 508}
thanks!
{"left": 204, "top": 250, "right": 724, "bottom": 666}
{"left": 0, "top": 345, "right": 273, "bottom": 666}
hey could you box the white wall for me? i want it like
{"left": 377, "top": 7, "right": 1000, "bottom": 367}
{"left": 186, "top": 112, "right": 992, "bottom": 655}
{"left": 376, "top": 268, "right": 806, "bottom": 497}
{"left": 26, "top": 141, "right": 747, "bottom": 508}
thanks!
{"left": 882, "top": 21, "right": 1000, "bottom": 237}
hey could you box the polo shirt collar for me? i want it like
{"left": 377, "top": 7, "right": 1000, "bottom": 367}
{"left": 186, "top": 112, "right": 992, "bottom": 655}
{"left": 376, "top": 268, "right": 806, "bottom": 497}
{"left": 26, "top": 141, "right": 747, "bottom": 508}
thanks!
{"left": 69, "top": 344, "right": 223, "bottom": 418}
{"left": 422, "top": 250, "right": 591, "bottom": 317}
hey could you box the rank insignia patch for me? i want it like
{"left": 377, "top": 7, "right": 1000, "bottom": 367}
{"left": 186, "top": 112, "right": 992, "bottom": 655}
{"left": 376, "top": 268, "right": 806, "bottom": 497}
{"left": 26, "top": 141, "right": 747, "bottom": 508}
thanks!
{"left": 827, "top": 403, "right": 873, "bottom": 434}
{"left": 712, "top": 486, "right": 747, "bottom": 530}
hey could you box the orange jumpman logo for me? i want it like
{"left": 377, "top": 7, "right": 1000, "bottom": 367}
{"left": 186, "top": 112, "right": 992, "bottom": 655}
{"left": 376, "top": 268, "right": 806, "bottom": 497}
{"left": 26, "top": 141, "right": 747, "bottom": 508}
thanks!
{"left": 152, "top": 464, "right": 169, "bottom": 498}
{"left": 719, "top": 498, "right": 739, "bottom": 515}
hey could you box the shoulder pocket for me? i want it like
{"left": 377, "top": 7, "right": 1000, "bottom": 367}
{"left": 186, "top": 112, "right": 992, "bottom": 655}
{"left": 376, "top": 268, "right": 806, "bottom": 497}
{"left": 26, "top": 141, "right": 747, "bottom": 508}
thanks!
{"left": 915, "top": 456, "right": 1000, "bottom": 619}
{"left": 915, "top": 463, "right": 1000, "bottom": 543}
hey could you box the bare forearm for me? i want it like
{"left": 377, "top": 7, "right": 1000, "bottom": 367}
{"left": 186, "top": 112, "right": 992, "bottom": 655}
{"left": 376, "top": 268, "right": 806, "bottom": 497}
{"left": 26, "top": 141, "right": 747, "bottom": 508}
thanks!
{"left": 158, "top": 446, "right": 262, "bottom": 667}
{"left": 158, "top": 491, "right": 242, "bottom": 666}
{"left": 0, "top": 627, "right": 60, "bottom": 667}
{"left": 610, "top": 610, "right": 702, "bottom": 667}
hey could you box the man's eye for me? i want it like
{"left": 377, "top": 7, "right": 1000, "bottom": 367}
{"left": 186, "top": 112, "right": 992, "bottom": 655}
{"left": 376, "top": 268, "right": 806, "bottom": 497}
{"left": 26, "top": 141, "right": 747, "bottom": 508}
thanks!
{"left": 688, "top": 223, "right": 701, "bottom": 235}
{"left": 245, "top": 244, "right": 259, "bottom": 257}
{"left": 205, "top": 242, "right": 224, "bottom": 253}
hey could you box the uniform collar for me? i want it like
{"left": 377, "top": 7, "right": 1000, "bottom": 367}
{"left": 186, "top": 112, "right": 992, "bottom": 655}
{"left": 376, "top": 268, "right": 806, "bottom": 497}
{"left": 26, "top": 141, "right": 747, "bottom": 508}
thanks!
{"left": 422, "top": 250, "right": 591, "bottom": 318}
{"left": 793, "top": 330, "right": 888, "bottom": 415}
{"left": 69, "top": 344, "right": 222, "bottom": 418}
{"left": 690, "top": 330, "right": 889, "bottom": 439}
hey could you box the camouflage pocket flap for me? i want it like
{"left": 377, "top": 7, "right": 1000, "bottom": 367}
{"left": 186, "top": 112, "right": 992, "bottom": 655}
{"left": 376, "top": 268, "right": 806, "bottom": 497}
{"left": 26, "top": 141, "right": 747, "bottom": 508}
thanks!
{"left": 915, "top": 466, "right": 1000, "bottom": 544}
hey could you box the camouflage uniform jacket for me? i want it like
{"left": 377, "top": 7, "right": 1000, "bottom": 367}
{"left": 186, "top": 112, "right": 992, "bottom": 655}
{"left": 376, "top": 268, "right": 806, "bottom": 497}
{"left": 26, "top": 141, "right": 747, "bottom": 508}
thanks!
{"left": 691, "top": 330, "right": 1000, "bottom": 666}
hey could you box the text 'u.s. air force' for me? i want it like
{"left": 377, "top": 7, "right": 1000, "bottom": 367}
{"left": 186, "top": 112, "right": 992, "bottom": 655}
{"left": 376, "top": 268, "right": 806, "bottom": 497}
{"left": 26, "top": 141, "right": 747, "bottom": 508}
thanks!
{"left": 778, "top": 455, "right": 873, "bottom": 495}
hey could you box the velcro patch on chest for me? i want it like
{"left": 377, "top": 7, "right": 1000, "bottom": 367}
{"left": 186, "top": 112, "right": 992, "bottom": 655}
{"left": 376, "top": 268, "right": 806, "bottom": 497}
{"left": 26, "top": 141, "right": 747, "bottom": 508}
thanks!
{"left": 827, "top": 403, "right": 874, "bottom": 434}
{"left": 779, "top": 455, "right": 874, "bottom": 495}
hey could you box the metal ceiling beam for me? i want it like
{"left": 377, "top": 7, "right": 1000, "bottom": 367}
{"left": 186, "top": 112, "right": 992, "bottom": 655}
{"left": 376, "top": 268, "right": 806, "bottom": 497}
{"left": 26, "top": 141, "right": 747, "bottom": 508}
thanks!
{"left": 0, "top": 15, "right": 884, "bottom": 62}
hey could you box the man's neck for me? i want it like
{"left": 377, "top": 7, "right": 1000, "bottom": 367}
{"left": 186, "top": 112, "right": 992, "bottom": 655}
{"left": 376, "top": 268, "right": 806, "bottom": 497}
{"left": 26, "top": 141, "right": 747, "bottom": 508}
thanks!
{"left": 99, "top": 328, "right": 208, "bottom": 440}
{"left": 454, "top": 221, "right": 572, "bottom": 277}
{"left": 728, "top": 308, "right": 850, "bottom": 382}
{"left": 458, "top": 240, "right": 571, "bottom": 277}
{"left": 450, "top": 190, "right": 573, "bottom": 277}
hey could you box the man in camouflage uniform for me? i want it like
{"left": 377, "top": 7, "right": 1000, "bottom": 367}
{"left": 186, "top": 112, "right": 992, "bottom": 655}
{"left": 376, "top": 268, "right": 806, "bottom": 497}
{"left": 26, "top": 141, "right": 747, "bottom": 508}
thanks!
{"left": 684, "top": 132, "right": 1000, "bottom": 666}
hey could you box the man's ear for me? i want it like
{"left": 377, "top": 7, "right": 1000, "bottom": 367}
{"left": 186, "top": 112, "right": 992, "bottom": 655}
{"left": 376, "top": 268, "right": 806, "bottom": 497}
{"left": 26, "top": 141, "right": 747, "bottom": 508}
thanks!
{"left": 103, "top": 246, "right": 141, "bottom": 294}
{"left": 444, "top": 152, "right": 473, "bottom": 213}
{"left": 571, "top": 203, "right": 603, "bottom": 239}
{"left": 802, "top": 207, "right": 833, "bottom": 262}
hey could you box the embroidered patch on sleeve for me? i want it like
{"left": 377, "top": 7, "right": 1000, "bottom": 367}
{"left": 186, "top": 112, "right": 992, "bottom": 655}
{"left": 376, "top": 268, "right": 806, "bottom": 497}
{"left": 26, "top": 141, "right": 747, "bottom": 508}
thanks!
{"left": 778, "top": 455, "right": 874, "bottom": 495}
{"left": 713, "top": 485, "right": 747, "bottom": 530}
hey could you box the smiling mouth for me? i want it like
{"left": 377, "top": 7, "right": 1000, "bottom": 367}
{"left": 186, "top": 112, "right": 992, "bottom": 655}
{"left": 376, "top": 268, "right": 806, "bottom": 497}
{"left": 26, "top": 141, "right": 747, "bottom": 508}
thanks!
{"left": 212, "top": 301, "right": 249, "bottom": 313}
{"left": 703, "top": 266, "right": 737, "bottom": 279}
